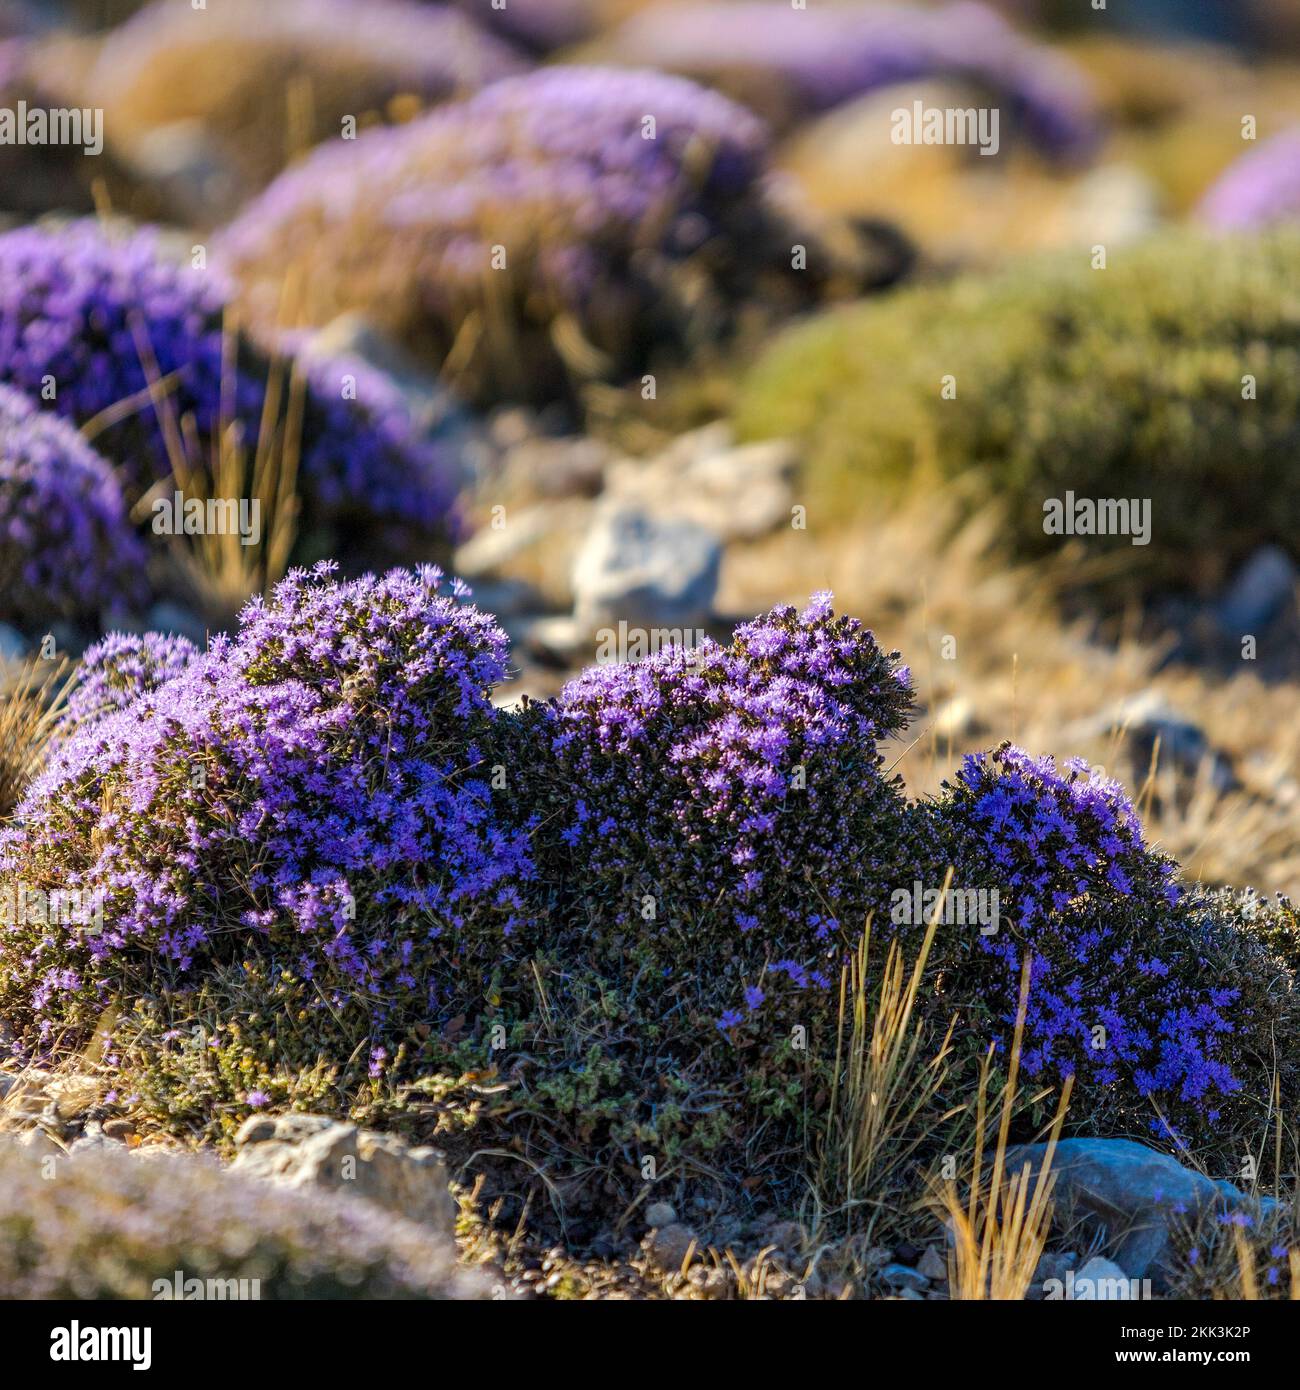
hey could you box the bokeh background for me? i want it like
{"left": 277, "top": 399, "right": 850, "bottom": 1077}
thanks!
{"left": 1, "top": 0, "right": 1299, "bottom": 898}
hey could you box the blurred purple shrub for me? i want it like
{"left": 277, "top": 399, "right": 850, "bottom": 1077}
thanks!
{"left": 592, "top": 1, "right": 1100, "bottom": 156}
{"left": 0, "top": 220, "right": 457, "bottom": 537}
{"left": 219, "top": 66, "right": 817, "bottom": 403}
{"left": 1200, "top": 128, "right": 1300, "bottom": 230}
{"left": 0, "top": 384, "right": 145, "bottom": 625}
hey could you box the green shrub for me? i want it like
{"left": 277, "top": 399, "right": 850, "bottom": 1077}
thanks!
{"left": 736, "top": 231, "right": 1300, "bottom": 598}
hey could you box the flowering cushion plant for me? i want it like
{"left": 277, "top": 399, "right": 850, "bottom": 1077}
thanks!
{"left": 0, "top": 384, "right": 146, "bottom": 625}
{"left": 531, "top": 594, "right": 918, "bottom": 1030}
{"left": 923, "top": 745, "right": 1271, "bottom": 1142}
{"left": 0, "top": 576, "right": 1294, "bottom": 1173}
{"left": 0, "top": 220, "right": 457, "bottom": 539}
{"left": 0, "top": 564, "right": 533, "bottom": 1061}
{"left": 219, "top": 67, "right": 824, "bottom": 403}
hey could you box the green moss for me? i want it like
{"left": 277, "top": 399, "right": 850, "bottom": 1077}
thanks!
{"left": 736, "top": 231, "right": 1300, "bottom": 598}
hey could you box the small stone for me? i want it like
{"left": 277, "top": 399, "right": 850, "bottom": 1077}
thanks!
{"left": 0, "top": 622, "right": 28, "bottom": 665}
{"left": 1216, "top": 545, "right": 1297, "bottom": 635}
{"left": 768, "top": 1220, "right": 805, "bottom": 1254}
{"left": 68, "top": 1131, "right": 126, "bottom": 1155}
{"left": 701, "top": 1268, "right": 733, "bottom": 1298}
{"left": 645, "top": 1200, "right": 677, "bottom": 1228}
{"left": 229, "top": 1112, "right": 455, "bottom": 1233}
{"left": 1034, "top": 1250, "right": 1076, "bottom": 1285}
{"left": 644, "top": 1223, "right": 698, "bottom": 1274}
{"left": 101, "top": 1119, "right": 135, "bottom": 1141}
{"left": 233, "top": 1113, "right": 280, "bottom": 1147}
{"left": 1075, "top": 1256, "right": 1136, "bottom": 1299}
{"left": 1005, "top": 1137, "right": 1276, "bottom": 1290}
{"left": 1087, "top": 692, "right": 1237, "bottom": 791}
{"left": 572, "top": 504, "right": 721, "bottom": 634}
{"left": 917, "top": 1246, "right": 948, "bottom": 1282}
{"left": 880, "top": 1262, "right": 929, "bottom": 1292}
{"left": 14, "top": 1127, "right": 62, "bottom": 1160}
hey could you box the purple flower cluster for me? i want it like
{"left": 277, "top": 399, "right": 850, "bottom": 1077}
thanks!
{"left": 218, "top": 67, "right": 778, "bottom": 397}
{"left": 541, "top": 593, "right": 915, "bottom": 1021}
{"left": 595, "top": 1, "right": 1099, "bottom": 157}
{"left": 933, "top": 745, "right": 1238, "bottom": 1130}
{"left": 63, "top": 631, "right": 202, "bottom": 732}
{"left": 0, "top": 384, "right": 146, "bottom": 624}
{"left": 1, "top": 563, "right": 533, "bottom": 1045}
{"left": 1199, "top": 127, "right": 1300, "bottom": 230}
{"left": 0, "top": 219, "right": 457, "bottom": 533}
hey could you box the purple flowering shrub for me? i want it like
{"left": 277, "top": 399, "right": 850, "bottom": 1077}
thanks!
{"left": 219, "top": 67, "right": 826, "bottom": 404}
{"left": 532, "top": 595, "right": 916, "bottom": 1020}
{"left": 0, "top": 384, "right": 146, "bottom": 624}
{"left": 591, "top": 1, "right": 1099, "bottom": 155}
{"left": 1199, "top": 127, "right": 1300, "bottom": 231}
{"left": 0, "top": 564, "right": 533, "bottom": 1090}
{"left": 0, "top": 1139, "right": 490, "bottom": 1299}
{"left": 1, "top": 577, "right": 1294, "bottom": 1178}
{"left": 0, "top": 220, "right": 457, "bottom": 542}
{"left": 925, "top": 744, "right": 1297, "bottom": 1141}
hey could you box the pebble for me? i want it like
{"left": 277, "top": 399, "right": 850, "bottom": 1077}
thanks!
{"left": 645, "top": 1200, "right": 677, "bottom": 1228}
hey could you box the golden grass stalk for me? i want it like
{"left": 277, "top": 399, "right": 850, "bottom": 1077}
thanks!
{"left": 123, "top": 286, "right": 303, "bottom": 629}
{"left": 934, "top": 951, "right": 1073, "bottom": 1300}
{"left": 817, "top": 867, "right": 960, "bottom": 1225}
{"left": 0, "top": 657, "right": 76, "bottom": 819}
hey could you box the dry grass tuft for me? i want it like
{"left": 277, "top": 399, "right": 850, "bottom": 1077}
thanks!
{"left": 816, "top": 869, "right": 960, "bottom": 1237}
{"left": 0, "top": 656, "right": 76, "bottom": 820}
{"left": 932, "top": 954, "right": 1073, "bottom": 1301}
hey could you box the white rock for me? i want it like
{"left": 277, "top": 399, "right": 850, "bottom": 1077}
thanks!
{"left": 572, "top": 504, "right": 721, "bottom": 633}
{"left": 0, "top": 622, "right": 28, "bottom": 665}
{"left": 230, "top": 1113, "right": 454, "bottom": 1233}
{"left": 1074, "top": 1256, "right": 1136, "bottom": 1300}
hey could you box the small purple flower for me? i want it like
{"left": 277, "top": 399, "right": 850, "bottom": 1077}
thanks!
{"left": 1200, "top": 128, "right": 1300, "bottom": 231}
